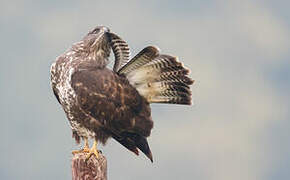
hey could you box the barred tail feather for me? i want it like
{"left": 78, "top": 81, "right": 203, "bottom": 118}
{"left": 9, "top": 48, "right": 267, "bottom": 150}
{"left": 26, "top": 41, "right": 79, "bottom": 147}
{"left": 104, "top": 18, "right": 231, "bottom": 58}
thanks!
{"left": 119, "top": 47, "right": 194, "bottom": 105}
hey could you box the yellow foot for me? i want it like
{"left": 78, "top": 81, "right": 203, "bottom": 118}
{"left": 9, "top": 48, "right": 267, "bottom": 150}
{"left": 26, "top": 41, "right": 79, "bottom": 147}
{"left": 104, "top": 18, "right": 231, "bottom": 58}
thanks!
{"left": 86, "top": 140, "right": 99, "bottom": 161}
{"left": 71, "top": 147, "right": 90, "bottom": 155}
{"left": 72, "top": 138, "right": 90, "bottom": 155}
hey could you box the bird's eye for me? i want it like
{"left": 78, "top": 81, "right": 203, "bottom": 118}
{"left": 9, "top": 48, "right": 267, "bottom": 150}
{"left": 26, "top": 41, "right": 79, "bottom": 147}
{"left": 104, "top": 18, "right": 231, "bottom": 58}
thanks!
{"left": 92, "top": 28, "right": 100, "bottom": 34}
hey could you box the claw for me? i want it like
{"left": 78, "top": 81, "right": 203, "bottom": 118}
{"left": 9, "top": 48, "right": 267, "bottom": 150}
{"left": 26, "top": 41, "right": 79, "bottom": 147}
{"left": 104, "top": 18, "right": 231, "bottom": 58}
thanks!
{"left": 85, "top": 139, "right": 99, "bottom": 161}
{"left": 72, "top": 138, "right": 90, "bottom": 155}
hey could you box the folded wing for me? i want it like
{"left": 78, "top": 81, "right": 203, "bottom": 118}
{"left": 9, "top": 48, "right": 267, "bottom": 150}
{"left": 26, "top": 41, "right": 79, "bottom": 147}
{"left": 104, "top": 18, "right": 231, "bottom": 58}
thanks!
{"left": 118, "top": 46, "right": 194, "bottom": 105}
{"left": 71, "top": 67, "right": 153, "bottom": 161}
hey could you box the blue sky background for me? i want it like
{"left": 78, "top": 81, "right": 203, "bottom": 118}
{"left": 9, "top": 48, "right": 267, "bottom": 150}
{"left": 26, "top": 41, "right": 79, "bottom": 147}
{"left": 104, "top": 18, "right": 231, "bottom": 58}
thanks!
{"left": 0, "top": 0, "right": 289, "bottom": 179}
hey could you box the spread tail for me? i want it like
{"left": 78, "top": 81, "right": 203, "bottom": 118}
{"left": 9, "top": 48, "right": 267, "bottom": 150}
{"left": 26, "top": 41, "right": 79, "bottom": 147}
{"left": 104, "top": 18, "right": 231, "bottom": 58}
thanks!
{"left": 118, "top": 46, "right": 194, "bottom": 105}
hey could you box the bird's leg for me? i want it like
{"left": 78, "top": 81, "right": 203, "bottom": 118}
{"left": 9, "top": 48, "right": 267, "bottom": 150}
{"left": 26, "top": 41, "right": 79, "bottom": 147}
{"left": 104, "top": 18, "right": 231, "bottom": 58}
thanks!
{"left": 72, "top": 138, "right": 90, "bottom": 154}
{"left": 83, "top": 138, "right": 90, "bottom": 152}
{"left": 86, "top": 139, "right": 99, "bottom": 160}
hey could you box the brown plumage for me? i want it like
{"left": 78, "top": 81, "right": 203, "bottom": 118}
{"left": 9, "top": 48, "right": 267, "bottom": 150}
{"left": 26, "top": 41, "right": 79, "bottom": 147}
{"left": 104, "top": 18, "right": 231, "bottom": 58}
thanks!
{"left": 50, "top": 26, "right": 193, "bottom": 162}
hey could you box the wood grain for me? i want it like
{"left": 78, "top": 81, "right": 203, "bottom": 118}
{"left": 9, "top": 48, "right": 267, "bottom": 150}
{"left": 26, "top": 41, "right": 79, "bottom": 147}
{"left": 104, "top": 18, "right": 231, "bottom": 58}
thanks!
{"left": 72, "top": 152, "right": 107, "bottom": 180}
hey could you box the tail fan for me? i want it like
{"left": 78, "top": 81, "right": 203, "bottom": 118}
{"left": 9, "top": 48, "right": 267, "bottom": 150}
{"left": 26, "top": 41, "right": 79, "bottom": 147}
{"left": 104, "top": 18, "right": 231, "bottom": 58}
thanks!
{"left": 111, "top": 131, "right": 153, "bottom": 162}
{"left": 119, "top": 46, "right": 194, "bottom": 105}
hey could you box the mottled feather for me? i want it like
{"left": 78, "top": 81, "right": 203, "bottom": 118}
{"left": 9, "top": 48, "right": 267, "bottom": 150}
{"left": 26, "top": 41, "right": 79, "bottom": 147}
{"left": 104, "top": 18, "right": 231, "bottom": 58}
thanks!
{"left": 71, "top": 66, "right": 153, "bottom": 136}
{"left": 70, "top": 61, "right": 154, "bottom": 159}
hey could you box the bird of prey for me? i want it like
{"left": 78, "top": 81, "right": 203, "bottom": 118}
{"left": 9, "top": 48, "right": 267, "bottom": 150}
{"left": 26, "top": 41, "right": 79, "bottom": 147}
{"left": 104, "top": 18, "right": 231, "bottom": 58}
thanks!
{"left": 50, "top": 26, "right": 194, "bottom": 162}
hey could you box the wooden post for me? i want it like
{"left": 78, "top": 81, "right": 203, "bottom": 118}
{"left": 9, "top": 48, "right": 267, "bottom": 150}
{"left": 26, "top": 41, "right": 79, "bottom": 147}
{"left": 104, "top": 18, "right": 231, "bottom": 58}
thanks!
{"left": 72, "top": 152, "right": 107, "bottom": 180}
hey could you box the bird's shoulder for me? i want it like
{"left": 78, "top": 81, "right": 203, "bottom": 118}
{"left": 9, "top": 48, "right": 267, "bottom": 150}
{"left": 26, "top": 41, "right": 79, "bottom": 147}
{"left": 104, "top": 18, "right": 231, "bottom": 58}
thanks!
{"left": 70, "top": 65, "right": 152, "bottom": 133}
{"left": 71, "top": 64, "right": 146, "bottom": 110}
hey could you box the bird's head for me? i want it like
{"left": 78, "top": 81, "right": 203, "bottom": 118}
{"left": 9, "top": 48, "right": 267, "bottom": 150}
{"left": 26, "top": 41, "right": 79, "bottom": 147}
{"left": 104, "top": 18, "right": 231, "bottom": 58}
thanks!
{"left": 71, "top": 25, "right": 128, "bottom": 69}
{"left": 80, "top": 26, "right": 111, "bottom": 60}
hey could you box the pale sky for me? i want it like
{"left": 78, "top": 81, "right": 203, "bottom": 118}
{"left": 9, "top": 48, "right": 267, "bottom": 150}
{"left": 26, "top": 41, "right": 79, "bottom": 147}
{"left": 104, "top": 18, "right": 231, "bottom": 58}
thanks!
{"left": 0, "top": 0, "right": 289, "bottom": 180}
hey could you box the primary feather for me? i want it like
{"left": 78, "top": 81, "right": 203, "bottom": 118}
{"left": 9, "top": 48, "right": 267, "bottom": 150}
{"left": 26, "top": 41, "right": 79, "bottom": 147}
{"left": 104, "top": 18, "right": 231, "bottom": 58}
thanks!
{"left": 108, "top": 32, "right": 130, "bottom": 72}
{"left": 119, "top": 47, "right": 194, "bottom": 105}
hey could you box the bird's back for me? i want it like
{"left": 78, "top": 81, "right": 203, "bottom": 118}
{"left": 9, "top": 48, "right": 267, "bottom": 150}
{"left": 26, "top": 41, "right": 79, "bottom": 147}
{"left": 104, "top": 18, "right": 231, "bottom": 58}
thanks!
{"left": 71, "top": 61, "right": 153, "bottom": 137}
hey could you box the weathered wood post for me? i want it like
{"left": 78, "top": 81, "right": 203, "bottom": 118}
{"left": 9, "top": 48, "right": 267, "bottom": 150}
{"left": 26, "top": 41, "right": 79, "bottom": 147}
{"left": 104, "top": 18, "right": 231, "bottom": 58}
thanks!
{"left": 72, "top": 152, "right": 107, "bottom": 180}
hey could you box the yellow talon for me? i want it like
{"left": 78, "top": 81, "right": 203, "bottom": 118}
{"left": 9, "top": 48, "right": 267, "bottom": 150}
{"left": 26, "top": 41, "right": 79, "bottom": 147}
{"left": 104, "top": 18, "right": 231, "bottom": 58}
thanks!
{"left": 72, "top": 138, "right": 90, "bottom": 154}
{"left": 86, "top": 139, "right": 99, "bottom": 160}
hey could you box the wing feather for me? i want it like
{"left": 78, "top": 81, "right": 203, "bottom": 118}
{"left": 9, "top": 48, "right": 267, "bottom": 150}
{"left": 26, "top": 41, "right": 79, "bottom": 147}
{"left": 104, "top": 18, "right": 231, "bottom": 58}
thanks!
{"left": 108, "top": 32, "right": 131, "bottom": 72}
{"left": 118, "top": 46, "right": 160, "bottom": 74}
{"left": 118, "top": 51, "right": 194, "bottom": 105}
{"left": 71, "top": 68, "right": 153, "bottom": 137}
{"left": 71, "top": 67, "right": 154, "bottom": 161}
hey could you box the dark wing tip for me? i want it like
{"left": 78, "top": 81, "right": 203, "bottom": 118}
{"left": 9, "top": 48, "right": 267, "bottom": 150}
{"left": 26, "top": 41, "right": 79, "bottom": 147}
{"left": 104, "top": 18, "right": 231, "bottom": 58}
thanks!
{"left": 146, "top": 151, "right": 154, "bottom": 163}
{"left": 189, "top": 79, "right": 195, "bottom": 85}
{"left": 144, "top": 46, "right": 160, "bottom": 56}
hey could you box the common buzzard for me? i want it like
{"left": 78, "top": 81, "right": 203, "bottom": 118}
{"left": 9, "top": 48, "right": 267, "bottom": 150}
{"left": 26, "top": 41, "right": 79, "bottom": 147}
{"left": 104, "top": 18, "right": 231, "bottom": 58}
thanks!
{"left": 50, "top": 26, "right": 194, "bottom": 162}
